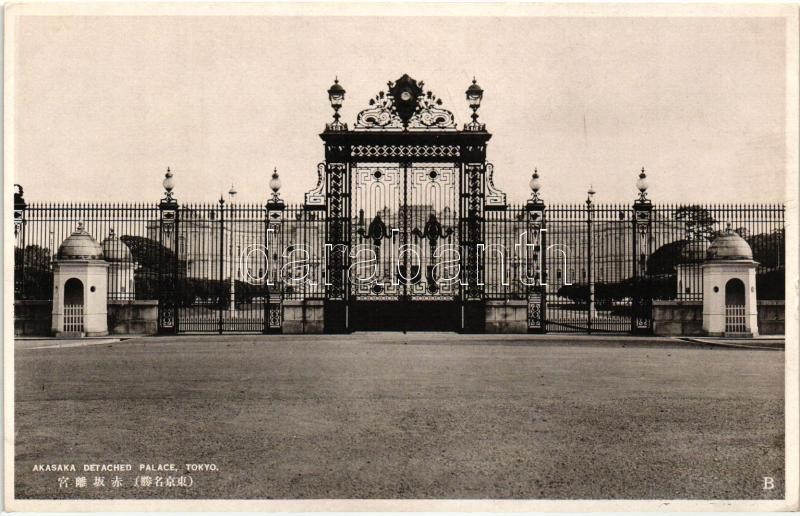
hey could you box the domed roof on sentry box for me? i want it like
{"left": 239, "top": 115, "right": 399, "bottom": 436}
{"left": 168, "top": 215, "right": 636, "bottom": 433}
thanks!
{"left": 101, "top": 228, "right": 133, "bottom": 262}
{"left": 57, "top": 222, "right": 104, "bottom": 260}
{"left": 706, "top": 226, "right": 753, "bottom": 261}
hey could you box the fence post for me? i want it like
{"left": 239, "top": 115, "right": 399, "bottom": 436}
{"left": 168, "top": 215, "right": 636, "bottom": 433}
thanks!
{"left": 13, "top": 184, "right": 28, "bottom": 299}
{"left": 586, "top": 187, "right": 595, "bottom": 334}
{"left": 632, "top": 167, "right": 653, "bottom": 334}
{"left": 217, "top": 196, "right": 225, "bottom": 334}
{"left": 265, "top": 168, "right": 285, "bottom": 333}
{"left": 526, "top": 170, "right": 546, "bottom": 333}
{"left": 157, "top": 168, "right": 179, "bottom": 334}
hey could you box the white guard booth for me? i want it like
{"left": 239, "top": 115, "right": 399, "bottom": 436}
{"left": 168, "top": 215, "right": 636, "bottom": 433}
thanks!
{"left": 51, "top": 222, "right": 109, "bottom": 337}
{"left": 701, "top": 226, "right": 758, "bottom": 337}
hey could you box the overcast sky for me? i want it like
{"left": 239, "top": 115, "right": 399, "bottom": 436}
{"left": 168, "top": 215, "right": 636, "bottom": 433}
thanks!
{"left": 12, "top": 14, "right": 787, "bottom": 204}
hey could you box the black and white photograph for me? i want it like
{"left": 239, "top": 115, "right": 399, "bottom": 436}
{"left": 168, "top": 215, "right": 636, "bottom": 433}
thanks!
{"left": 5, "top": 3, "right": 798, "bottom": 511}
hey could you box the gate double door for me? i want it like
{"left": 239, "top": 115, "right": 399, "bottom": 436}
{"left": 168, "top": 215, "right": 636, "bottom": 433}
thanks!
{"left": 176, "top": 202, "right": 270, "bottom": 333}
{"left": 349, "top": 162, "right": 461, "bottom": 331}
{"left": 544, "top": 204, "right": 637, "bottom": 333}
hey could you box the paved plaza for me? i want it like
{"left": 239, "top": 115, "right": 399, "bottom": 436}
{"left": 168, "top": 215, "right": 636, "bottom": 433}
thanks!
{"left": 14, "top": 334, "right": 784, "bottom": 499}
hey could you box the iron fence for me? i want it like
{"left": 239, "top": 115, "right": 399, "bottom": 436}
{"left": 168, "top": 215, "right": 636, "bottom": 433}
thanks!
{"left": 14, "top": 202, "right": 160, "bottom": 301}
{"left": 650, "top": 204, "right": 785, "bottom": 302}
{"left": 482, "top": 202, "right": 784, "bottom": 333}
{"left": 14, "top": 200, "right": 785, "bottom": 334}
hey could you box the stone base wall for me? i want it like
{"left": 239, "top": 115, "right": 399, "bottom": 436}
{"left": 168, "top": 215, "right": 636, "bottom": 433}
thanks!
{"left": 653, "top": 300, "right": 784, "bottom": 336}
{"left": 652, "top": 301, "right": 704, "bottom": 336}
{"left": 757, "top": 300, "right": 785, "bottom": 336}
{"left": 14, "top": 300, "right": 52, "bottom": 336}
{"left": 107, "top": 300, "right": 158, "bottom": 335}
{"left": 14, "top": 299, "right": 158, "bottom": 336}
{"left": 16, "top": 298, "right": 785, "bottom": 337}
{"left": 282, "top": 299, "right": 324, "bottom": 334}
{"left": 485, "top": 300, "right": 527, "bottom": 333}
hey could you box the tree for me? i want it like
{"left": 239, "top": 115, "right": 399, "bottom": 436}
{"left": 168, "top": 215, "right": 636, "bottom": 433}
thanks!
{"left": 14, "top": 245, "right": 54, "bottom": 300}
{"left": 119, "top": 235, "right": 178, "bottom": 270}
{"left": 748, "top": 228, "right": 784, "bottom": 269}
{"left": 557, "top": 276, "right": 677, "bottom": 306}
{"left": 646, "top": 240, "right": 687, "bottom": 276}
{"left": 674, "top": 205, "right": 718, "bottom": 241}
{"left": 757, "top": 268, "right": 784, "bottom": 300}
{"left": 120, "top": 235, "right": 187, "bottom": 301}
{"left": 15, "top": 244, "right": 52, "bottom": 269}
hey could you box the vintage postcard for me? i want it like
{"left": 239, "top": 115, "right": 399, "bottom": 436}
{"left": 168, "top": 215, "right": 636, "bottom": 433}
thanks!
{"left": 4, "top": 2, "right": 798, "bottom": 512}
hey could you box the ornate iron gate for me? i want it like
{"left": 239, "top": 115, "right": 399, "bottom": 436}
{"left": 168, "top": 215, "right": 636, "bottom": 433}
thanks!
{"left": 314, "top": 74, "right": 504, "bottom": 332}
{"left": 348, "top": 162, "right": 461, "bottom": 330}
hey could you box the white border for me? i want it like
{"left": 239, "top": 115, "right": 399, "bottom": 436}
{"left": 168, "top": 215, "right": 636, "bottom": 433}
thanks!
{"left": 3, "top": 2, "right": 798, "bottom": 512}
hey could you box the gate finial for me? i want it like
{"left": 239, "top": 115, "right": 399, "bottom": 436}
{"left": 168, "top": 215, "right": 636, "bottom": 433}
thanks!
{"left": 269, "top": 167, "right": 283, "bottom": 204}
{"left": 528, "top": 168, "right": 542, "bottom": 204}
{"left": 636, "top": 166, "right": 650, "bottom": 203}
{"left": 162, "top": 167, "right": 175, "bottom": 200}
{"left": 465, "top": 77, "right": 485, "bottom": 131}
{"left": 326, "top": 77, "right": 347, "bottom": 131}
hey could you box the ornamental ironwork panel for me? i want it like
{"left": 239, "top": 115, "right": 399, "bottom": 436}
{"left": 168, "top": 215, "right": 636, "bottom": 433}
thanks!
{"left": 351, "top": 145, "right": 460, "bottom": 159}
{"left": 484, "top": 163, "right": 507, "bottom": 209}
{"left": 461, "top": 163, "right": 485, "bottom": 301}
{"left": 349, "top": 163, "right": 459, "bottom": 301}
{"left": 527, "top": 291, "right": 544, "bottom": 330}
{"left": 304, "top": 163, "right": 326, "bottom": 208}
{"left": 325, "top": 163, "right": 350, "bottom": 302}
{"left": 351, "top": 164, "right": 403, "bottom": 300}
{"left": 268, "top": 294, "right": 283, "bottom": 329}
{"left": 354, "top": 74, "right": 457, "bottom": 131}
{"left": 407, "top": 164, "right": 459, "bottom": 299}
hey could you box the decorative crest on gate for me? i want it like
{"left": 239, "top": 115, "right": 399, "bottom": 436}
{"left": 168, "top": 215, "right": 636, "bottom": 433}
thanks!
{"left": 354, "top": 74, "right": 456, "bottom": 131}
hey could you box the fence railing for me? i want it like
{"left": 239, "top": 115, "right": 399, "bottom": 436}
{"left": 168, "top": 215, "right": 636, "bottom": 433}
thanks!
{"left": 650, "top": 204, "right": 785, "bottom": 301}
{"left": 14, "top": 202, "right": 785, "bottom": 312}
{"left": 14, "top": 203, "right": 160, "bottom": 301}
